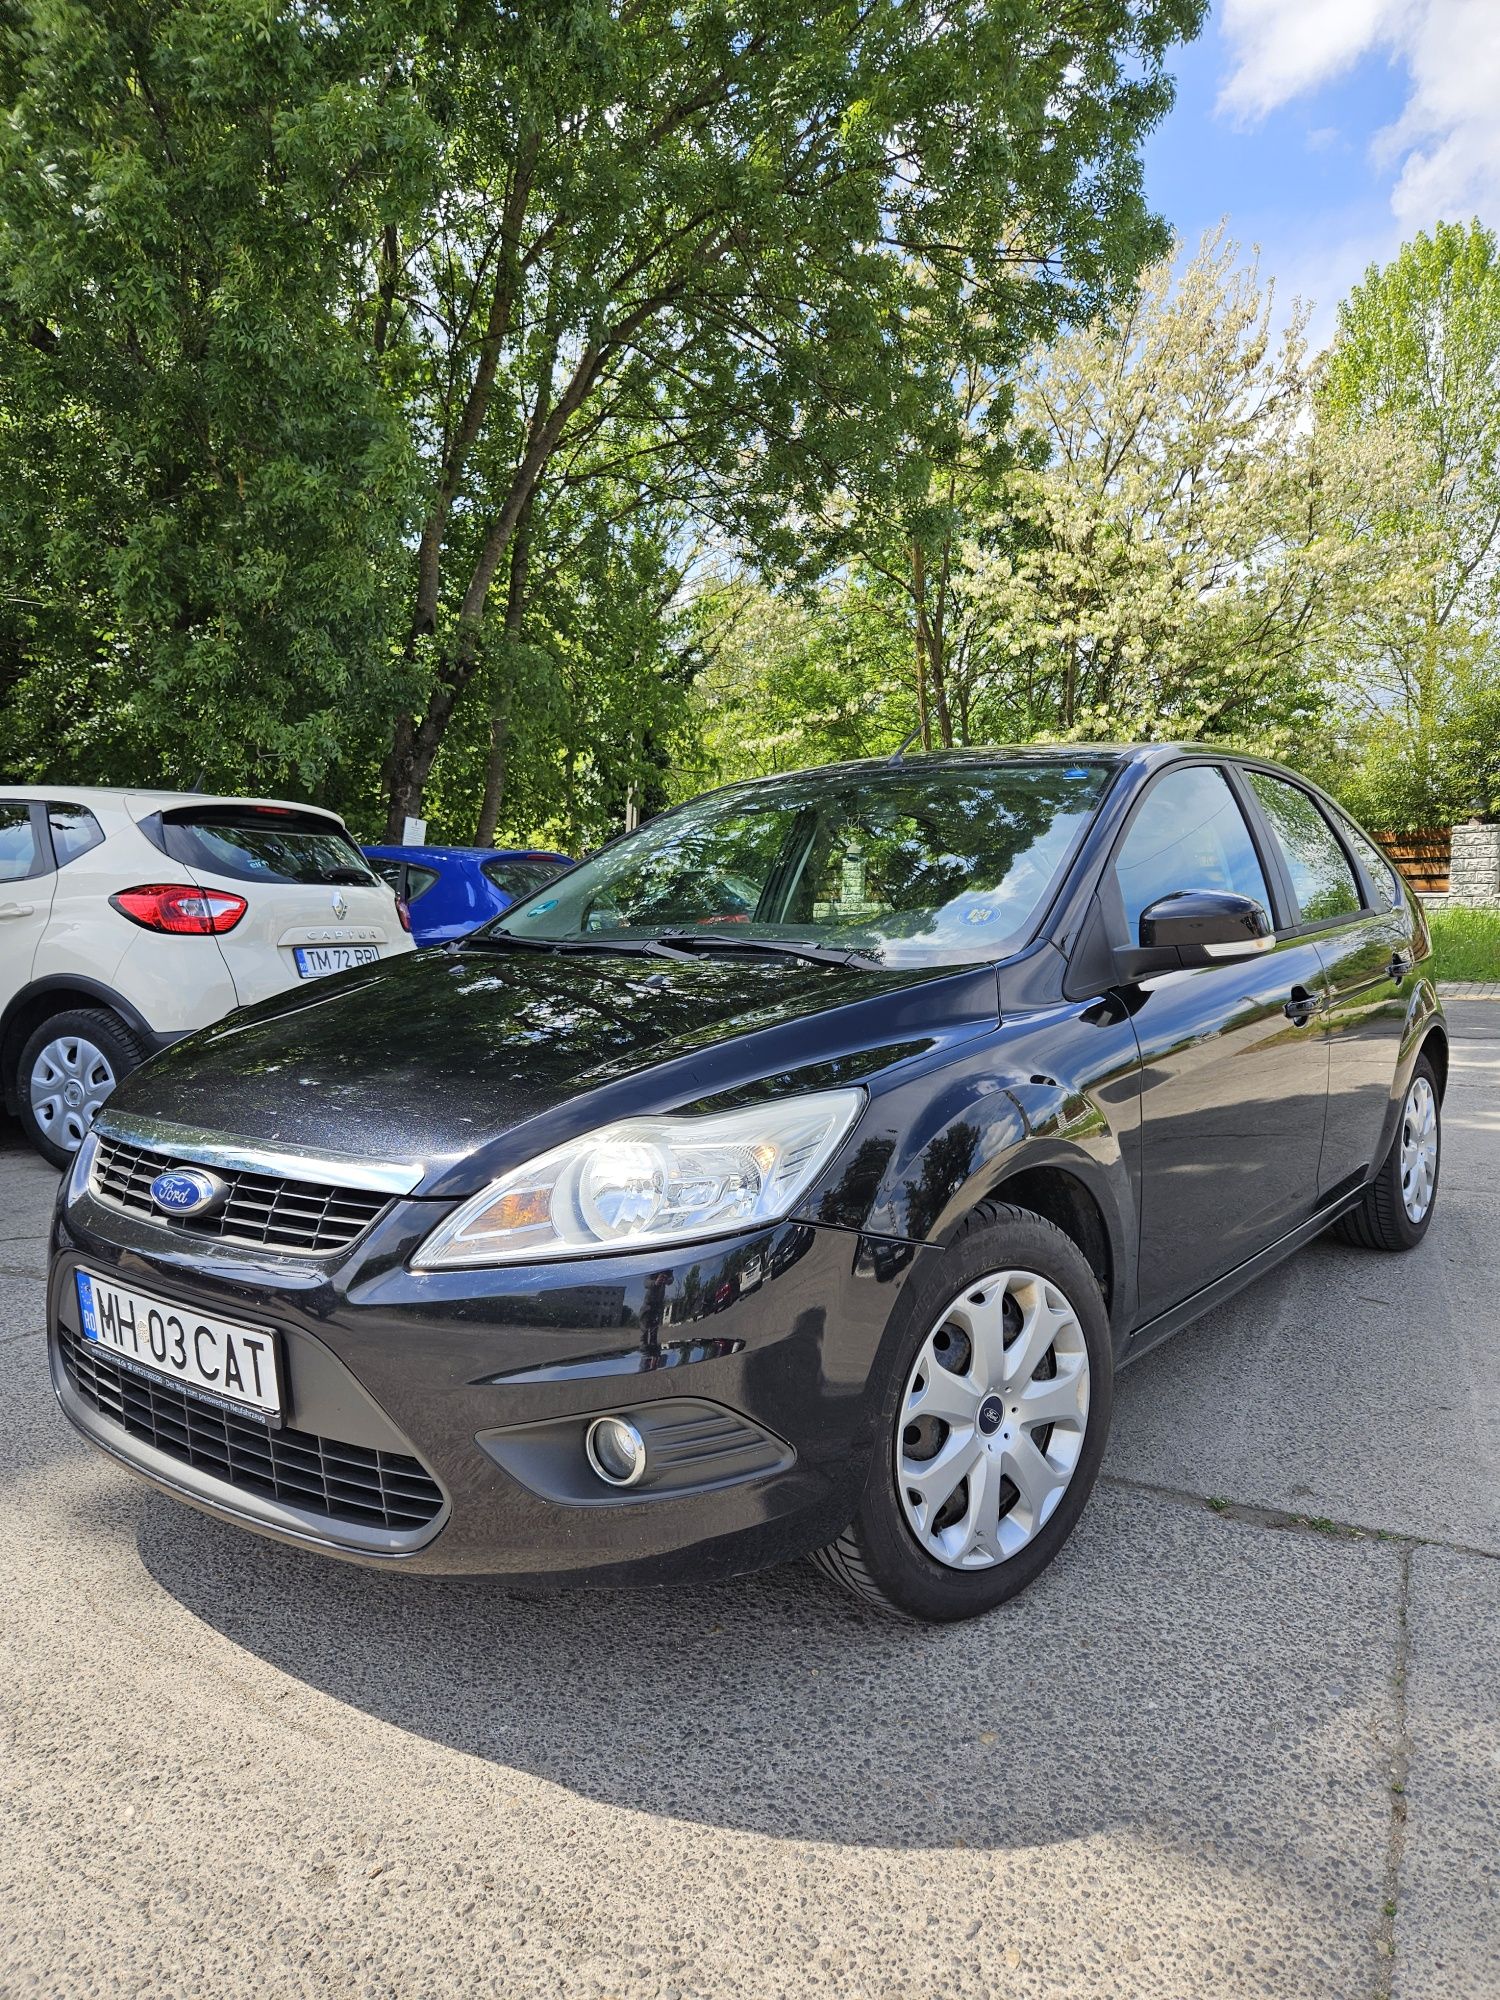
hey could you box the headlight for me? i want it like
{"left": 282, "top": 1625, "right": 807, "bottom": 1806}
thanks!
{"left": 411, "top": 1088, "right": 865, "bottom": 1269}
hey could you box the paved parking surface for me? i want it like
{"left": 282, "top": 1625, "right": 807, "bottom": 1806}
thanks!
{"left": 1, "top": 1011, "right": 1496, "bottom": 2000}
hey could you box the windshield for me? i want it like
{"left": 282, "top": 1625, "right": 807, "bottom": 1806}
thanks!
{"left": 490, "top": 760, "right": 1113, "bottom": 966}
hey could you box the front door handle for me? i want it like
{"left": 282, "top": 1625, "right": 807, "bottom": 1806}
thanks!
{"left": 1284, "top": 987, "right": 1320, "bottom": 1026}
{"left": 0, "top": 901, "right": 35, "bottom": 919}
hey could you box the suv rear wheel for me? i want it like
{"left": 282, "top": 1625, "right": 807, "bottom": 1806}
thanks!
{"left": 16, "top": 1009, "right": 147, "bottom": 1167}
{"left": 812, "top": 1203, "right": 1113, "bottom": 1622}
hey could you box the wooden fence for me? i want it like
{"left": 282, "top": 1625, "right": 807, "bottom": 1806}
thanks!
{"left": 1376, "top": 828, "right": 1451, "bottom": 895}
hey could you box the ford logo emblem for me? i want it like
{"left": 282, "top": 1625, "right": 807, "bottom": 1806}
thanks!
{"left": 149, "top": 1168, "right": 229, "bottom": 1218}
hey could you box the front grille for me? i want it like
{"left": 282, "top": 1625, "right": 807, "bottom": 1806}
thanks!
{"left": 58, "top": 1321, "right": 444, "bottom": 1534}
{"left": 92, "top": 1134, "right": 388, "bottom": 1255}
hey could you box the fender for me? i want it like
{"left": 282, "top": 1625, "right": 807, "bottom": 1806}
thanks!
{"left": 1362, "top": 978, "right": 1447, "bottom": 1179}
{"left": 823, "top": 998, "right": 1145, "bottom": 1336}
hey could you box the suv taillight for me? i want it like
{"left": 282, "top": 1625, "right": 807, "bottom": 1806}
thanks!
{"left": 109, "top": 883, "right": 248, "bottom": 935}
{"left": 395, "top": 895, "right": 412, "bottom": 934}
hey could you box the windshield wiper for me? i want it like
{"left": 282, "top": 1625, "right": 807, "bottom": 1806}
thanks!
{"left": 456, "top": 931, "right": 697, "bottom": 964}
{"left": 653, "top": 931, "right": 883, "bottom": 969}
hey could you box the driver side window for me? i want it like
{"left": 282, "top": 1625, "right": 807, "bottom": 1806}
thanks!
{"left": 1114, "top": 767, "right": 1272, "bottom": 941}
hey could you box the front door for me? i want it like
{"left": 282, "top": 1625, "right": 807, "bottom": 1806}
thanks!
{"left": 1105, "top": 764, "right": 1332, "bottom": 1325}
{"left": 0, "top": 802, "right": 57, "bottom": 1013}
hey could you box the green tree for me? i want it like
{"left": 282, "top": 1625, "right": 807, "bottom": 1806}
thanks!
{"left": 375, "top": 0, "right": 1206, "bottom": 833}
{"left": 967, "top": 229, "right": 1423, "bottom": 747}
{"left": 0, "top": 0, "right": 434, "bottom": 795}
{"left": 1, "top": 0, "right": 1207, "bottom": 831}
{"left": 1319, "top": 220, "right": 1500, "bottom": 732}
{"left": 687, "top": 574, "right": 909, "bottom": 786}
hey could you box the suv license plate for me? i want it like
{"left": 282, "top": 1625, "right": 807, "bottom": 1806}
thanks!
{"left": 75, "top": 1269, "right": 283, "bottom": 1421}
{"left": 294, "top": 945, "right": 379, "bottom": 978}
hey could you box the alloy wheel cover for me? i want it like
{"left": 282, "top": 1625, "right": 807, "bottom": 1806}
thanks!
{"left": 1400, "top": 1073, "right": 1438, "bottom": 1224}
{"left": 895, "top": 1267, "right": 1090, "bottom": 1571}
{"left": 30, "top": 1036, "right": 116, "bottom": 1151}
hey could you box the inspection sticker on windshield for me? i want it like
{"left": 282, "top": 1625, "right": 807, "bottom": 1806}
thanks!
{"left": 75, "top": 1269, "right": 283, "bottom": 1422}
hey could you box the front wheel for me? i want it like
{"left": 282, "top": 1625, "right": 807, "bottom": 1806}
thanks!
{"left": 1332, "top": 1053, "right": 1441, "bottom": 1253}
{"left": 811, "top": 1203, "right": 1113, "bottom": 1622}
{"left": 16, "top": 1008, "right": 146, "bottom": 1167}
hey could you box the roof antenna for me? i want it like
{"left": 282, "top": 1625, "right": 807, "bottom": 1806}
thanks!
{"left": 888, "top": 726, "right": 924, "bottom": 765}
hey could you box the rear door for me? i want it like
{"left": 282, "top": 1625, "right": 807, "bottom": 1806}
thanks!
{"left": 1240, "top": 771, "right": 1411, "bottom": 1192}
{"left": 135, "top": 801, "right": 412, "bottom": 1007}
{"left": 1102, "top": 762, "right": 1332, "bottom": 1324}
{"left": 0, "top": 802, "right": 57, "bottom": 1009}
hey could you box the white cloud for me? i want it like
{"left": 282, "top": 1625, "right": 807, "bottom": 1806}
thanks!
{"left": 1219, "top": 0, "right": 1500, "bottom": 228}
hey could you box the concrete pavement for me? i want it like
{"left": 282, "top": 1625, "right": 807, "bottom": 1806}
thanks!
{"left": 1, "top": 1010, "right": 1495, "bottom": 1999}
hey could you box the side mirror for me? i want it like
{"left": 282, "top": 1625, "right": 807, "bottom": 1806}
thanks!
{"left": 1115, "top": 890, "right": 1273, "bottom": 981}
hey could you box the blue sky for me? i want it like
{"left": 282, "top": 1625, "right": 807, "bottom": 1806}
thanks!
{"left": 1143, "top": 0, "right": 1500, "bottom": 343}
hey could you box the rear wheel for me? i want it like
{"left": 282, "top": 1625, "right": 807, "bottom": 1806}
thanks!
{"left": 16, "top": 1009, "right": 147, "bottom": 1167}
{"left": 1332, "top": 1054, "right": 1441, "bottom": 1253}
{"left": 811, "top": 1204, "right": 1113, "bottom": 1622}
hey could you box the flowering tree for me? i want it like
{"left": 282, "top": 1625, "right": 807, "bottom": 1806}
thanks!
{"left": 966, "top": 231, "right": 1425, "bottom": 749}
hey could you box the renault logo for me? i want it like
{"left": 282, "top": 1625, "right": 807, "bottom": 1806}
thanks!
{"left": 331, "top": 892, "right": 349, "bottom": 921}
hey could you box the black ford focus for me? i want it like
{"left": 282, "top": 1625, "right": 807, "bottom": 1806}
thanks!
{"left": 49, "top": 745, "right": 1445, "bottom": 1622}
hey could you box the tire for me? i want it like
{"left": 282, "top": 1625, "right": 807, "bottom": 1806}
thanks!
{"left": 1332, "top": 1053, "right": 1441, "bottom": 1253}
{"left": 15, "top": 1008, "right": 148, "bottom": 1168}
{"left": 811, "top": 1202, "right": 1114, "bottom": 1623}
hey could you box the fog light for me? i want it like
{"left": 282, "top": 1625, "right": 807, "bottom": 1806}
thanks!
{"left": 585, "top": 1415, "right": 647, "bottom": 1488}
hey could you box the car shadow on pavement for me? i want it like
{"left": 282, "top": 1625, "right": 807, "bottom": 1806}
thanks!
{"left": 131, "top": 1462, "right": 1398, "bottom": 1856}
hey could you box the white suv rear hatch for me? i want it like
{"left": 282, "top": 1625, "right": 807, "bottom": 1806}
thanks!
{"left": 132, "top": 799, "right": 412, "bottom": 1006}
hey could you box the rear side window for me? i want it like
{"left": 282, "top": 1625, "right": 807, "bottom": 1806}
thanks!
{"left": 1338, "top": 815, "right": 1401, "bottom": 911}
{"left": 1113, "top": 767, "right": 1272, "bottom": 939}
{"left": 482, "top": 858, "right": 564, "bottom": 901}
{"left": 48, "top": 804, "right": 105, "bottom": 866}
{"left": 1245, "top": 773, "right": 1362, "bottom": 923}
{"left": 149, "top": 807, "right": 376, "bottom": 888}
{"left": 368, "top": 858, "right": 404, "bottom": 891}
{"left": 404, "top": 863, "right": 440, "bottom": 902}
{"left": 0, "top": 803, "right": 41, "bottom": 883}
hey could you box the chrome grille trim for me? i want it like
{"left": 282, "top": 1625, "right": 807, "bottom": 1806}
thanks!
{"left": 91, "top": 1111, "right": 423, "bottom": 1196}
{"left": 90, "top": 1133, "right": 391, "bottom": 1255}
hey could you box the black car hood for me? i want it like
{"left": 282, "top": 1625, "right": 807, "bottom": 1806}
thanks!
{"left": 111, "top": 944, "right": 1000, "bottom": 1194}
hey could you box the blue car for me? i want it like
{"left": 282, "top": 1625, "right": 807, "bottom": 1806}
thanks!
{"left": 362, "top": 844, "right": 573, "bottom": 947}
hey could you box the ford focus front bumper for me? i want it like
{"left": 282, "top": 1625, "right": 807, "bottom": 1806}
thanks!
{"left": 48, "top": 1161, "right": 928, "bottom": 1586}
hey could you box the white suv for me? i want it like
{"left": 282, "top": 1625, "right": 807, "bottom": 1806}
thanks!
{"left": 1, "top": 788, "right": 414, "bottom": 1163}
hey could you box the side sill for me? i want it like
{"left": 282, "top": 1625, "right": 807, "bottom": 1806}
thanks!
{"left": 1122, "top": 1182, "right": 1367, "bottom": 1366}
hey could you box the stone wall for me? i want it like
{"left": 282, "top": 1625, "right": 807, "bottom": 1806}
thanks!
{"left": 1447, "top": 820, "right": 1500, "bottom": 907}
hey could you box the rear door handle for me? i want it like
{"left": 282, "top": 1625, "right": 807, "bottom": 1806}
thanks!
{"left": 1387, "top": 951, "right": 1413, "bottom": 982}
{"left": 1284, "top": 987, "right": 1320, "bottom": 1026}
{"left": 0, "top": 901, "right": 35, "bottom": 919}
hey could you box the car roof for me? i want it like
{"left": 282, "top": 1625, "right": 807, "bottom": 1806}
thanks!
{"left": 672, "top": 743, "right": 1162, "bottom": 803}
{"left": 676, "top": 742, "right": 1320, "bottom": 800}
{"left": 363, "top": 843, "right": 571, "bottom": 864}
{"left": 2, "top": 784, "right": 349, "bottom": 822}
{"left": 742, "top": 741, "right": 1292, "bottom": 775}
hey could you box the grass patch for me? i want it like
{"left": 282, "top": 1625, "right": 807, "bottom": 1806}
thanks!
{"left": 1298, "top": 1514, "right": 1359, "bottom": 1538}
{"left": 1426, "top": 905, "right": 1500, "bottom": 982}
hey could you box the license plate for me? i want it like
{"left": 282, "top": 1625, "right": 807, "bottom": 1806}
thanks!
{"left": 294, "top": 945, "right": 379, "bottom": 978}
{"left": 75, "top": 1269, "right": 282, "bottom": 1421}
